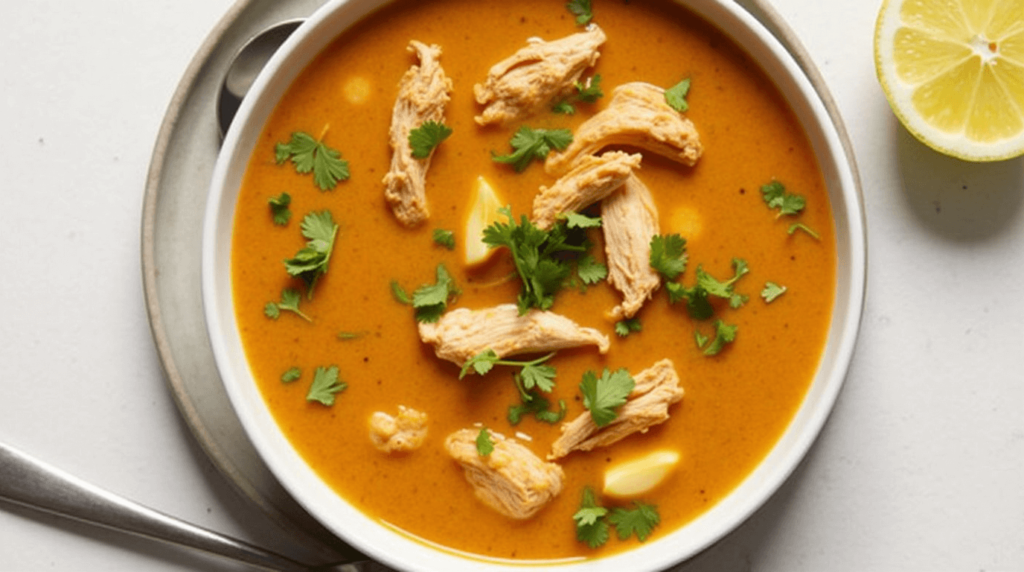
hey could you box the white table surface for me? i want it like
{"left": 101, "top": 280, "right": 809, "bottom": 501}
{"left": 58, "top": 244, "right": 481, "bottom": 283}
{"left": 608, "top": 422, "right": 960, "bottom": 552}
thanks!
{"left": 1, "top": 0, "right": 1022, "bottom": 571}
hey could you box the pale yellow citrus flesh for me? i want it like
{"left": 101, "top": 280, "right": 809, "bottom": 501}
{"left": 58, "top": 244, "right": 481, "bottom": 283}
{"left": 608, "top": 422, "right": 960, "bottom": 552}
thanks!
{"left": 603, "top": 449, "right": 682, "bottom": 499}
{"left": 875, "top": 0, "right": 1024, "bottom": 161}
{"left": 463, "top": 176, "right": 504, "bottom": 266}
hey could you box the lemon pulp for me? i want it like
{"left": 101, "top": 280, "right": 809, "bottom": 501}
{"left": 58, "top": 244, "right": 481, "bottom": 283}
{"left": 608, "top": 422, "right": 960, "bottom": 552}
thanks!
{"left": 463, "top": 176, "right": 504, "bottom": 266}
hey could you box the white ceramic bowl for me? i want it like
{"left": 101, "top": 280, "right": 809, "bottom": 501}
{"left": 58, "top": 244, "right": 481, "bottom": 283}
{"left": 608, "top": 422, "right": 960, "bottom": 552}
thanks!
{"left": 203, "top": 0, "right": 866, "bottom": 569}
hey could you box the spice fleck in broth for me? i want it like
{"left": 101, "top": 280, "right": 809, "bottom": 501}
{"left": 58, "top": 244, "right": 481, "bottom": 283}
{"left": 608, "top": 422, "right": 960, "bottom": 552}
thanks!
{"left": 231, "top": 0, "right": 835, "bottom": 560}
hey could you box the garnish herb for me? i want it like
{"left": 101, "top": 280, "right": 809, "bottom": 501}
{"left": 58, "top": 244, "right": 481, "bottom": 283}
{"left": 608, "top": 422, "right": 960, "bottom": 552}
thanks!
{"left": 390, "top": 280, "right": 413, "bottom": 305}
{"left": 566, "top": 0, "right": 594, "bottom": 25}
{"left": 275, "top": 130, "right": 350, "bottom": 191}
{"left": 483, "top": 206, "right": 596, "bottom": 314}
{"left": 760, "top": 180, "right": 805, "bottom": 216}
{"left": 575, "top": 254, "right": 608, "bottom": 285}
{"left": 408, "top": 120, "right": 453, "bottom": 158}
{"left": 788, "top": 222, "right": 821, "bottom": 239}
{"left": 460, "top": 349, "right": 557, "bottom": 394}
{"left": 666, "top": 258, "right": 750, "bottom": 319}
{"left": 694, "top": 329, "right": 709, "bottom": 349}
{"left": 665, "top": 78, "right": 692, "bottom": 112}
{"left": 281, "top": 367, "right": 301, "bottom": 383}
{"left": 336, "top": 331, "right": 363, "bottom": 340}
{"left": 432, "top": 228, "right": 456, "bottom": 250}
{"left": 508, "top": 392, "right": 567, "bottom": 425}
{"left": 306, "top": 365, "right": 347, "bottom": 406}
{"left": 283, "top": 211, "right": 339, "bottom": 300}
{"left": 268, "top": 192, "right": 292, "bottom": 226}
{"left": 649, "top": 234, "right": 688, "bottom": 280}
{"left": 608, "top": 502, "right": 661, "bottom": 542}
{"left": 411, "top": 263, "right": 460, "bottom": 323}
{"left": 475, "top": 427, "right": 494, "bottom": 456}
{"left": 563, "top": 212, "right": 602, "bottom": 229}
{"left": 761, "top": 281, "right": 787, "bottom": 303}
{"left": 573, "top": 487, "right": 610, "bottom": 548}
{"left": 580, "top": 368, "right": 635, "bottom": 427}
{"left": 264, "top": 288, "right": 312, "bottom": 322}
{"left": 492, "top": 126, "right": 573, "bottom": 172}
{"left": 615, "top": 317, "right": 642, "bottom": 337}
{"left": 698, "top": 319, "right": 738, "bottom": 356}
{"left": 554, "top": 75, "right": 603, "bottom": 114}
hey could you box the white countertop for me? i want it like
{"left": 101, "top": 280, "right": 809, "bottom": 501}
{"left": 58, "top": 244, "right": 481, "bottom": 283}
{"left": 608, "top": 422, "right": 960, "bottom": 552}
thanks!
{"left": 1, "top": 0, "right": 1021, "bottom": 571}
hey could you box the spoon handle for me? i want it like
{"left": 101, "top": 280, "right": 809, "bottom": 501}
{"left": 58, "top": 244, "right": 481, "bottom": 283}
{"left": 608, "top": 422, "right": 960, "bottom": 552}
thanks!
{"left": 0, "top": 442, "right": 308, "bottom": 572}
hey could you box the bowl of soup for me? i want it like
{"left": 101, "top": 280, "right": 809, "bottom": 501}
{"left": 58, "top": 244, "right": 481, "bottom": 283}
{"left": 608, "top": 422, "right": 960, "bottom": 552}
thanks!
{"left": 203, "top": 0, "right": 865, "bottom": 569}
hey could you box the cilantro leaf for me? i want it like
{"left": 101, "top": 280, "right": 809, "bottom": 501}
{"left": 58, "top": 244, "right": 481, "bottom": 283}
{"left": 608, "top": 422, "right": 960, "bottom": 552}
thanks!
{"left": 283, "top": 211, "right": 338, "bottom": 299}
{"left": 573, "top": 487, "right": 610, "bottom": 548}
{"left": 614, "top": 317, "right": 642, "bottom": 337}
{"left": 408, "top": 121, "right": 452, "bottom": 158}
{"left": 264, "top": 288, "right": 312, "bottom": 322}
{"left": 268, "top": 192, "right": 292, "bottom": 226}
{"left": 306, "top": 365, "right": 347, "bottom": 406}
{"left": 492, "top": 126, "right": 573, "bottom": 172}
{"left": 608, "top": 502, "right": 660, "bottom": 542}
{"left": 275, "top": 131, "right": 350, "bottom": 191}
{"left": 703, "top": 320, "right": 738, "bottom": 356}
{"left": 650, "top": 234, "right": 688, "bottom": 280}
{"left": 576, "top": 254, "right": 608, "bottom": 285}
{"left": 566, "top": 0, "right": 594, "bottom": 25}
{"left": 580, "top": 368, "right": 635, "bottom": 427}
{"left": 411, "top": 263, "right": 460, "bottom": 323}
{"left": 553, "top": 75, "right": 603, "bottom": 114}
{"left": 563, "top": 212, "right": 602, "bottom": 229}
{"left": 788, "top": 222, "right": 821, "bottom": 239}
{"left": 665, "top": 78, "right": 692, "bottom": 112}
{"left": 762, "top": 281, "right": 787, "bottom": 303}
{"left": 390, "top": 280, "right": 412, "bottom": 305}
{"left": 694, "top": 328, "right": 709, "bottom": 349}
{"left": 508, "top": 392, "right": 566, "bottom": 425}
{"left": 760, "top": 180, "right": 805, "bottom": 217}
{"left": 281, "top": 367, "right": 301, "bottom": 383}
{"left": 460, "top": 350, "right": 557, "bottom": 396}
{"left": 667, "top": 259, "right": 749, "bottom": 318}
{"left": 475, "top": 427, "right": 494, "bottom": 456}
{"left": 433, "top": 228, "right": 456, "bottom": 250}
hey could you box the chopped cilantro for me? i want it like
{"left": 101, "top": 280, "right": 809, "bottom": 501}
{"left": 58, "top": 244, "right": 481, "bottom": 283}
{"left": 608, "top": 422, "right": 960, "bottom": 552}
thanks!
{"left": 608, "top": 502, "right": 660, "bottom": 542}
{"left": 666, "top": 258, "right": 749, "bottom": 318}
{"left": 665, "top": 78, "right": 692, "bottom": 112}
{"left": 283, "top": 211, "right": 338, "bottom": 300}
{"left": 508, "top": 392, "right": 567, "bottom": 425}
{"left": 573, "top": 487, "right": 610, "bottom": 548}
{"left": 563, "top": 212, "right": 602, "bottom": 229}
{"left": 433, "top": 228, "right": 456, "bottom": 250}
{"left": 649, "top": 234, "right": 688, "bottom": 280}
{"left": 268, "top": 192, "right": 291, "bottom": 226}
{"left": 280, "top": 367, "right": 301, "bottom": 383}
{"left": 694, "top": 328, "right": 709, "bottom": 348}
{"left": 390, "top": 280, "right": 412, "bottom": 305}
{"left": 580, "top": 368, "right": 635, "bottom": 427}
{"left": 788, "top": 222, "right": 821, "bottom": 240}
{"left": 614, "top": 318, "right": 642, "bottom": 337}
{"left": 411, "top": 263, "right": 460, "bottom": 323}
{"left": 264, "top": 288, "right": 311, "bottom": 322}
{"left": 306, "top": 365, "right": 346, "bottom": 406}
{"left": 762, "top": 281, "right": 787, "bottom": 303}
{"left": 576, "top": 254, "right": 608, "bottom": 285}
{"left": 491, "top": 126, "right": 573, "bottom": 172}
{"left": 475, "top": 427, "right": 494, "bottom": 456}
{"left": 566, "top": 0, "right": 594, "bottom": 25}
{"left": 275, "top": 130, "right": 349, "bottom": 191}
{"left": 460, "top": 350, "right": 557, "bottom": 396}
{"left": 701, "top": 320, "right": 738, "bottom": 356}
{"left": 408, "top": 120, "right": 452, "bottom": 158}
{"left": 553, "top": 75, "right": 603, "bottom": 114}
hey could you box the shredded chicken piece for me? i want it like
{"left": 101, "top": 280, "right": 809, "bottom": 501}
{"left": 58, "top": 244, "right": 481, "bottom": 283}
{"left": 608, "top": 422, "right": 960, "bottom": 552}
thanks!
{"left": 368, "top": 406, "right": 428, "bottom": 453}
{"left": 383, "top": 41, "right": 453, "bottom": 227}
{"left": 545, "top": 82, "right": 703, "bottom": 175}
{"left": 549, "top": 359, "right": 683, "bottom": 460}
{"left": 602, "top": 174, "right": 662, "bottom": 320}
{"left": 531, "top": 151, "right": 641, "bottom": 230}
{"left": 473, "top": 24, "right": 606, "bottom": 126}
{"left": 446, "top": 428, "right": 564, "bottom": 519}
{"left": 418, "top": 304, "right": 610, "bottom": 366}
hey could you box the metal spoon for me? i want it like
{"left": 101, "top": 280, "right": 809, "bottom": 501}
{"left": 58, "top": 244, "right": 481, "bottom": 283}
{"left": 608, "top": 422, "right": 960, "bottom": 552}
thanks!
{"left": 0, "top": 442, "right": 363, "bottom": 571}
{"left": 217, "top": 19, "right": 304, "bottom": 138}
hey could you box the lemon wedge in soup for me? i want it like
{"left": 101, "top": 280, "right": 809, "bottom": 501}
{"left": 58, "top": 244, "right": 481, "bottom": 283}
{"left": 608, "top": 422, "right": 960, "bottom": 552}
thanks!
{"left": 604, "top": 450, "right": 681, "bottom": 499}
{"left": 464, "top": 176, "right": 504, "bottom": 266}
{"left": 874, "top": 0, "right": 1024, "bottom": 161}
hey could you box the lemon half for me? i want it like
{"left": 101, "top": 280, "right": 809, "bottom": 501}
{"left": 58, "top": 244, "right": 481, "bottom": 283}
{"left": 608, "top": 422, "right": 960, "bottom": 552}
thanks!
{"left": 463, "top": 176, "right": 504, "bottom": 266}
{"left": 875, "top": 0, "right": 1024, "bottom": 161}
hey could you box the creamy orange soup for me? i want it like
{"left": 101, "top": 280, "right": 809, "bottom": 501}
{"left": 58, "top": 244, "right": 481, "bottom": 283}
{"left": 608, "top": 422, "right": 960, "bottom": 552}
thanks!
{"left": 232, "top": 0, "right": 835, "bottom": 561}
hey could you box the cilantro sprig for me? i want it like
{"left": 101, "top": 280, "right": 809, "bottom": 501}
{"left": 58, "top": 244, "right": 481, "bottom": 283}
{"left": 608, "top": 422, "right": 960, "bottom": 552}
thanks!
{"left": 665, "top": 77, "right": 692, "bottom": 112}
{"left": 264, "top": 288, "right": 311, "bottom": 322}
{"left": 573, "top": 487, "right": 661, "bottom": 548}
{"left": 566, "top": 0, "right": 594, "bottom": 25}
{"left": 762, "top": 281, "right": 787, "bottom": 303}
{"left": 666, "top": 258, "right": 749, "bottom": 319}
{"left": 306, "top": 365, "right": 347, "bottom": 406}
{"left": 573, "top": 487, "right": 609, "bottom": 548}
{"left": 268, "top": 192, "right": 291, "bottom": 226}
{"left": 554, "top": 75, "right": 603, "bottom": 115}
{"left": 508, "top": 392, "right": 567, "bottom": 425}
{"left": 649, "top": 234, "right": 688, "bottom": 280}
{"left": 408, "top": 120, "right": 452, "bottom": 158}
{"left": 275, "top": 129, "right": 350, "bottom": 191}
{"left": 283, "top": 211, "right": 339, "bottom": 300}
{"left": 580, "top": 368, "right": 635, "bottom": 427}
{"left": 492, "top": 126, "right": 573, "bottom": 172}
{"left": 460, "top": 349, "right": 557, "bottom": 393}
{"left": 696, "top": 319, "right": 738, "bottom": 356}
{"left": 761, "top": 180, "right": 819, "bottom": 238}
{"left": 392, "top": 264, "right": 460, "bottom": 323}
{"left": 614, "top": 318, "right": 642, "bottom": 337}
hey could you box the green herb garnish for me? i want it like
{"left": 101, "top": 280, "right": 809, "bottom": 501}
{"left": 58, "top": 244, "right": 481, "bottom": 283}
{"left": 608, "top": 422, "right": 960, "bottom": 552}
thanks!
{"left": 580, "top": 368, "right": 635, "bottom": 427}
{"left": 275, "top": 130, "right": 349, "bottom": 191}
{"left": 281, "top": 367, "right": 301, "bottom": 383}
{"left": 306, "top": 365, "right": 347, "bottom": 406}
{"left": 553, "top": 75, "right": 603, "bottom": 114}
{"left": 268, "top": 192, "right": 292, "bottom": 226}
{"left": 283, "top": 210, "right": 338, "bottom": 300}
{"left": 698, "top": 319, "right": 738, "bottom": 356}
{"left": 760, "top": 180, "right": 805, "bottom": 217}
{"left": 408, "top": 120, "right": 452, "bottom": 158}
{"left": 608, "top": 502, "right": 661, "bottom": 542}
{"left": 566, "top": 0, "right": 594, "bottom": 25}
{"left": 460, "top": 350, "right": 557, "bottom": 394}
{"left": 264, "top": 288, "right": 312, "bottom": 322}
{"left": 761, "top": 281, "right": 787, "bottom": 303}
{"left": 432, "top": 228, "right": 456, "bottom": 250}
{"left": 649, "top": 234, "right": 688, "bottom": 280}
{"left": 665, "top": 78, "right": 692, "bottom": 112}
{"left": 491, "top": 126, "right": 573, "bottom": 172}
{"left": 411, "top": 263, "right": 460, "bottom": 323}
{"left": 508, "top": 392, "right": 567, "bottom": 425}
{"left": 475, "top": 427, "right": 494, "bottom": 456}
{"left": 666, "top": 258, "right": 749, "bottom": 318}
{"left": 614, "top": 317, "right": 642, "bottom": 337}
{"left": 573, "top": 487, "right": 610, "bottom": 548}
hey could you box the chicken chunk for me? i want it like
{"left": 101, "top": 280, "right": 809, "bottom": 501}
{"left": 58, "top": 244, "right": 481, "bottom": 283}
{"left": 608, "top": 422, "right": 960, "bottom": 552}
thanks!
{"left": 368, "top": 406, "right": 428, "bottom": 453}
{"left": 549, "top": 359, "right": 683, "bottom": 459}
{"left": 383, "top": 41, "right": 453, "bottom": 227}
{"left": 531, "top": 151, "right": 641, "bottom": 230}
{"left": 545, "top": 82, "right": 703, "bottom": 175}
{"left": 602, "top": 174, "right": 662, "bottom": 320}
{"left": 418, "top": 304, "right": 610, "bottom": 366}
{"left": 474, "top": 24, "right": 606, "bottom": 126}
{"left": 446, "top": 428, "right": 564, "bottom": 519}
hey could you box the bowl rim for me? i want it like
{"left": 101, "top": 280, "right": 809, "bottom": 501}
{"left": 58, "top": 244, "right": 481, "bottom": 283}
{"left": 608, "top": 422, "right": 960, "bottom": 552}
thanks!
{"left": 202, "top": 0, "right": 867, "bottom": 569}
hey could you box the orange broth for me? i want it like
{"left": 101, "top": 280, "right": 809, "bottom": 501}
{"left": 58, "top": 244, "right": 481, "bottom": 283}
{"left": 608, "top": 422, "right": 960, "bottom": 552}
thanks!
{"left": 231, "top": 0, "right": 836, "bottom": 561}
